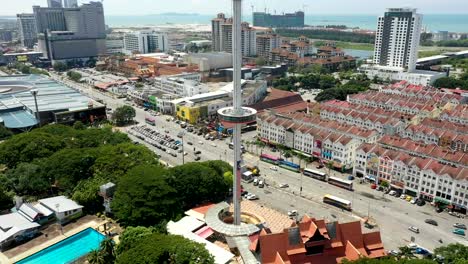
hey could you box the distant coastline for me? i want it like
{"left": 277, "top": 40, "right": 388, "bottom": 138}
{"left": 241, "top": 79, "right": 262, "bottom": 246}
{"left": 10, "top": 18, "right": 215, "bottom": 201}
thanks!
{"left": 104, "top": 14, "right": 468, "bottom": 33}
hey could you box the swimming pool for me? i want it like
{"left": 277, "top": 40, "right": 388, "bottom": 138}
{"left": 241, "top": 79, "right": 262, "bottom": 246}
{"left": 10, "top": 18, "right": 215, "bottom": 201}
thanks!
{"left": 16, "top": 228, "right": 106, "bottom": 264}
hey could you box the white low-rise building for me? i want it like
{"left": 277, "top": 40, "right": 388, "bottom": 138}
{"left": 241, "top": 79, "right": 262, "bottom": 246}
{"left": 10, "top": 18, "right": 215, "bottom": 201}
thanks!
{"left": 359, "top": 64, "right": 446, "bottom": 86}
{"left": 38, "top": 196, "right": 83, "bottom": 223}
{"left": 151, "top": 73, "right": 207, "bottom": 97}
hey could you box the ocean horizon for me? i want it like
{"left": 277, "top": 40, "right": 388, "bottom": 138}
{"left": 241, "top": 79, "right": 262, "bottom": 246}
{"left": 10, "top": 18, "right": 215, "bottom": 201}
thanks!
{"left": 104, "top": 14, "right": 468, "bottom": 32}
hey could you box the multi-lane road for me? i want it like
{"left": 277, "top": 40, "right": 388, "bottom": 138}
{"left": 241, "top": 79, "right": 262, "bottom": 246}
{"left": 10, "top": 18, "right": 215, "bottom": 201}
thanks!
{"left": 52, "top": 73, "right": 467, "bottom": 252}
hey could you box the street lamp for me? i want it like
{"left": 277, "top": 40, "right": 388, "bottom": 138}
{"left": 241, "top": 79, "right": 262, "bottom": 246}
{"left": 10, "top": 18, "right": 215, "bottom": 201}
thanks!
{"left": 30, "top": 89, "right": 40, "bottom": 126}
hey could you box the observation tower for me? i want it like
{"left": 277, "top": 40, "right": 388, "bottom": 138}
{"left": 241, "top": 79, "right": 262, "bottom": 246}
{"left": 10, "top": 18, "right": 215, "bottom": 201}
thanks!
{"left": 217, "top": 0, "right": 257, "bottom": 225}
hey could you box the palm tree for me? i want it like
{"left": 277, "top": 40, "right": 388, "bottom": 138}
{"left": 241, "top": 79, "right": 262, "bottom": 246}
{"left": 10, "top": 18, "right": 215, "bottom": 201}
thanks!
{"left": 87, "top": 249, "right": 105, "bottom": 264}
{"left": 99, "top": 238, "right": 116, "bottom": 263}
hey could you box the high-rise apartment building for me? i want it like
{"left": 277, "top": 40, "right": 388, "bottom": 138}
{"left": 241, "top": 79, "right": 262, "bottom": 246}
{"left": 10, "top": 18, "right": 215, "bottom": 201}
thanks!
{"left": 34, "top": 1, "right": 106, "bottom": 62}
{"left": 64, "top": 0, "right": 78, "bottom": 8}
{"left": 211, "top": 14, "right": 256, "bottom": 57}
{"left": 256, "top": 34, "right": 280, "bottom": 58}
{"left": 123, "top": 31, "right": 169, "bottom": 55}
{"left": 47, "top": 0, "right": 63, "bottom": 8}
{"left": 253, "top": 11, "right": 304, "bottom": 28}
{"left": 373, "top": 8, "right": 422, "bottom": 71}
{"left": 16, "top": 13, "right": 38, "bottom": 48}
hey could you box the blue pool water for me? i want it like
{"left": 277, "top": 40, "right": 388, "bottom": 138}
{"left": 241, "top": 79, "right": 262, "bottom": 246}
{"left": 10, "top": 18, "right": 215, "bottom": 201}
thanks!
{"left": 16, "top": 228, "right": 106, "bottom": 264}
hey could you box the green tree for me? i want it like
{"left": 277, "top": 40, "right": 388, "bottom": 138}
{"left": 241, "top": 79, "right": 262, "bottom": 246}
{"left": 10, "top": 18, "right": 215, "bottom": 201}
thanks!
{"left": 398, "top": 246, "right": 417, "bottom": 260}
{"left": 112, "top": 105, "right": 136, "bottom": 126}
{"left": 73, "top": 121, "right": 86, "bottom": 130}
{"left": 116, "top": 233, "right": 214, "bottom": 264}
{"left": 0, "top": 184, "right": 14, "bottom": 211}
{"left": 53, "top": 62, "right": 68, "bottom": 72}
{"left": 379, "top": 181, "right": 390, "bottom": 188}
{"left": 166, "top": 162, "right": 229, "bottom": 209}
{"left": 71, "top": 177, "right": 105, "bottom": 213}
{"left": 67, "top": 71, "right": 82, "bottom": 82}
{"left": 255, "top": 57, "right": 267, "bottom": 66}
{"left": 99, "top": 238, "right": 116, "bottom": 264}
{"left": 111, "top": 165, "right": 180, "bottom": 227}
{"left": 0, "top": 132, "right": 65, "bottom": 168}
{"left": 41, "top": 148, "right": 96, "bottom": 192}
{"left": 116, "top": 226, "right": 157, "bottom": 255}
{"left": 434, "top": 243, "right": 468, "bottom": 264}
{"left": 433, "top": 77, "right": 468, "bottom": 90}
{"left": 0, "top": 125, "right": 12, "bottom": 140}
{"left": 6, "top": 163, "right": 49, "bottom": 197}
{"left": 87, "top": 249, "right": 105, "bottom": 264}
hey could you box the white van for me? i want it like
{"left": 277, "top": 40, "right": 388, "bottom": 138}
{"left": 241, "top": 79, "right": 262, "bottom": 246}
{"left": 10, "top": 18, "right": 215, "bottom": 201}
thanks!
{"left": 253, "top": 178, "right": 259, "bottom": 186}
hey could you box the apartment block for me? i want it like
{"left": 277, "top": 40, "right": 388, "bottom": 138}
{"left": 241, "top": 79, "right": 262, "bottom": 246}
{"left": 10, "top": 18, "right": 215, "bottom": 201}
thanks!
{"left": 123, "top": 31, "right": 169, "bottom": 55}
{"left": 211, "top": 14, "right": 256, "bottom": 57}
{"left": 256, "top": 34, "right": 280, "bottom": 58}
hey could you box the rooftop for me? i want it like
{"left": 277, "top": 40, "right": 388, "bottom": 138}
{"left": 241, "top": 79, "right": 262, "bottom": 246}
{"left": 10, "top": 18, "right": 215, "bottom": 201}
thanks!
{"left": 38, "top": 196, "right": 83, "bottom": 213}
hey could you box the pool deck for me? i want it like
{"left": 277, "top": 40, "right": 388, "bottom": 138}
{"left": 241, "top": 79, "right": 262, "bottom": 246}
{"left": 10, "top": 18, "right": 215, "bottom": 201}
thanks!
{"left": 0, "top": 215, "right": 107, "bottom": 264}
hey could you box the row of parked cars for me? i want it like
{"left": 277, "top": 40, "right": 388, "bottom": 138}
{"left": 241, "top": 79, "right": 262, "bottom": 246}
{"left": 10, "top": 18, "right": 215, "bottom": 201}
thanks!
{"left": 129, "top": 125, "right": 182, "bottom": 157}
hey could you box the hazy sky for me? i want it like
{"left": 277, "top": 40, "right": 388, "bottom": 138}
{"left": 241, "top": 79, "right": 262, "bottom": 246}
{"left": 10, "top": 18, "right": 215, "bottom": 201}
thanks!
{"left": 2, "top": 0, "right": 468, "bottom": 16}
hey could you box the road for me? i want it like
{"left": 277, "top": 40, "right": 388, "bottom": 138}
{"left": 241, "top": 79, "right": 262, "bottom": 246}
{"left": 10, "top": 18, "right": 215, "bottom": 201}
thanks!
{"left": 51, "top": 73, "right": 468, "bottom": 251}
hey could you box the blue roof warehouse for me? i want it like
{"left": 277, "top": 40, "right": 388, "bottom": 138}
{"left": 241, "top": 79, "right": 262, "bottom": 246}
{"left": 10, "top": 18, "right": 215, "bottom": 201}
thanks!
{"left": 0, "top": 74, "right": 106, "bottom": 130}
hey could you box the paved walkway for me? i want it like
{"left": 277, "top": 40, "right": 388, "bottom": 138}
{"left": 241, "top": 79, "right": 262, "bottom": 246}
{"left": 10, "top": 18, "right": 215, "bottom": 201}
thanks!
{"left": 1, "top": 215, "right": 106, "bottom": 264}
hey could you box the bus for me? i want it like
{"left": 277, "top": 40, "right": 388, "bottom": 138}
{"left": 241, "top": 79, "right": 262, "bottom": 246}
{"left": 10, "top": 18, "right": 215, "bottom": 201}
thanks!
{"left": 145, "top": 117, "right": 156, "bottom": 126}
{"left": 303, "top": 168, "right": 327, "bottom": 181}
{"left": 323, "top": 194, "right": 352, "bottom": 211}
{"left": 279, "top": 160, "right": 300, "bottom": 172}
{"left": 328, "top": 176, "right": 353, "bottom": 191}
{"left": 260, "top": 154, "right": 280, "bottom": 164}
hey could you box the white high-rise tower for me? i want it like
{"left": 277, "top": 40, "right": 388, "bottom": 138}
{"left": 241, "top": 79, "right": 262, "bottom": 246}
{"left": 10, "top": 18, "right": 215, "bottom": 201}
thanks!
{"left": 373, "top": 8, "right": 422, "bottom": 72}
{"left": 218, "top": 0, "right": 257, "bottom": 225}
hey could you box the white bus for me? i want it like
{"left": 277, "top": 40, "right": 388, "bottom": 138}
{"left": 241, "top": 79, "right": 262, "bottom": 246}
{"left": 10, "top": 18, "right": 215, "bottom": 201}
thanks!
{"left": 328, "top": 176, "right": 353, "bottom": 191}
{"left": 323, "top": 194, "right": 352, "bottom": 211}
{"left": 303, "top": 168, "right": 327, "bottom": 181}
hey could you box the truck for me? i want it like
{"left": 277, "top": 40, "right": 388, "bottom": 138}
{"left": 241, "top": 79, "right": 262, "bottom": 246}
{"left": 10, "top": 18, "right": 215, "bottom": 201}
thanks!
{"left": 246, "top": 165, "right": 260, "bottom": 176}
{"left": 242, "top": 171, "right": 254, "bottom": 183}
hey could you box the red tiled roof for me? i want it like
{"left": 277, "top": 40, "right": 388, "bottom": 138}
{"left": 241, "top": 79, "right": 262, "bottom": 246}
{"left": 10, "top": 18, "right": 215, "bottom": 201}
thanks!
{"left": 249, "top": 88, "right": 307, "bottom": 114}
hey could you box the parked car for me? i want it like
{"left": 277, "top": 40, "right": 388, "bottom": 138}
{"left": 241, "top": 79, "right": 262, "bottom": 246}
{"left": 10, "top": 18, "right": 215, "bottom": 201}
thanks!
{"left": 194, "top": 150, "right": 201, "bottom": 155}
{"left": 347, "top": 175, "right": 355, "bottom": 181}
{"left": 452, "top": 229, "right": 466, "bottom": 236}
{"left": 417, "top": 200, "right": 426, "bottom": 206}
{"left": 258, "top": 180, "right": 265, "bottom": 188}
{"left": 187, "top": 141, "right": 193, "bottom": 145}
{"left": 415, "top": 247, "right": 429, "bottom": 255}
{"left": 287, "top": 210, "right": 298, "bottom": 217}
{"left": 435, "top": 207, "right": 443, "bottom": 213}
{"left": 194, "top": 156, "right": 201, "bottom": 161}
{"left": 270, "top": 166, "right": 278, "bottom": 171}
{"left": 387, "top": 250, "right": 400, "bottom": 256}
{"left": 253, "top": 178, "right": 259, "bottom": 186}
{"left": 453, "top": 223, "right": 467, "bottom": 230}
{"left": 425, "top": 219, "right": 438, "bottom": 226}
{"left": 405, "top": 196, "right": 412, "bottom": 202}
{"left": 400, "top": 194, "right": 407, "bottom": 199}
{"left": 279, "top": 183, "right": 289, "bottom": 188}
{"left": 389, "top": 190, "right": 397, "bottom": 196}
{"left": 408, "top": 226, "right": 420, "bottom": 233}
{"left": 371, "top": 184, "right": 377, "bottom": 189}
{"left": 316, "top": 164, "right": 324, "bottom": 169}
{"left": 245, "top": 193, "right": 258, "bottom": 200}
{"left": 410, "top": 198, "right": 417, "bottom": 204}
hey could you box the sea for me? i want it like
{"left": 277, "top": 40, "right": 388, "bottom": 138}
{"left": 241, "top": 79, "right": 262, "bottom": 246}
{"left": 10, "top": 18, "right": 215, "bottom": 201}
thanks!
{"left": 104, "top": 14, "right": 468, "bottom": 33}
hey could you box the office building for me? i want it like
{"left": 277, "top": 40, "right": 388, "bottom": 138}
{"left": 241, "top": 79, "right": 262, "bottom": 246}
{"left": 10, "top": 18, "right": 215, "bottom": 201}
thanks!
{"left": 373, "top": 8, "right": 422, "bottom": 71}
{"left": 106, "top": 38, "right": 124, "bottom": 55}
{"left": 34, "top": 2, "right": 107, "bottom": 62}
{"left": 211, "top": 14, "right": 256, "bottom": 57}
{"left": 123, "top": 31, "right": 169, "bottom": 55}
{"left": 16, "top": 14, "right": 38, "bottom": 48}
{"left": 47, "top": 0, "right": 63, "bottom": 8}
{"left": 253, "top": 11, "right": 305, "bottom": 28}
{"left": 64, "top": 0, "right": 78, "bottom": 8}
{"left": 256, "top": 34, "right": 280, "bottom": 58}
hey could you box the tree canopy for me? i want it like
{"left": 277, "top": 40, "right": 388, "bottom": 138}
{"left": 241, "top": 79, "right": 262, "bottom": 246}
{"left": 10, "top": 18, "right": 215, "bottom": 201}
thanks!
{"left": 433, "top": 243, "right": 468, "bottom": 264}
{"left": 111, "top": 165, "right": 179, "bottom": 227}
{"left": 115, "top": 233, "right": 214, "bottom": 264}
{"left": 112, "top": 106, "right": 136, "bottom": 126}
